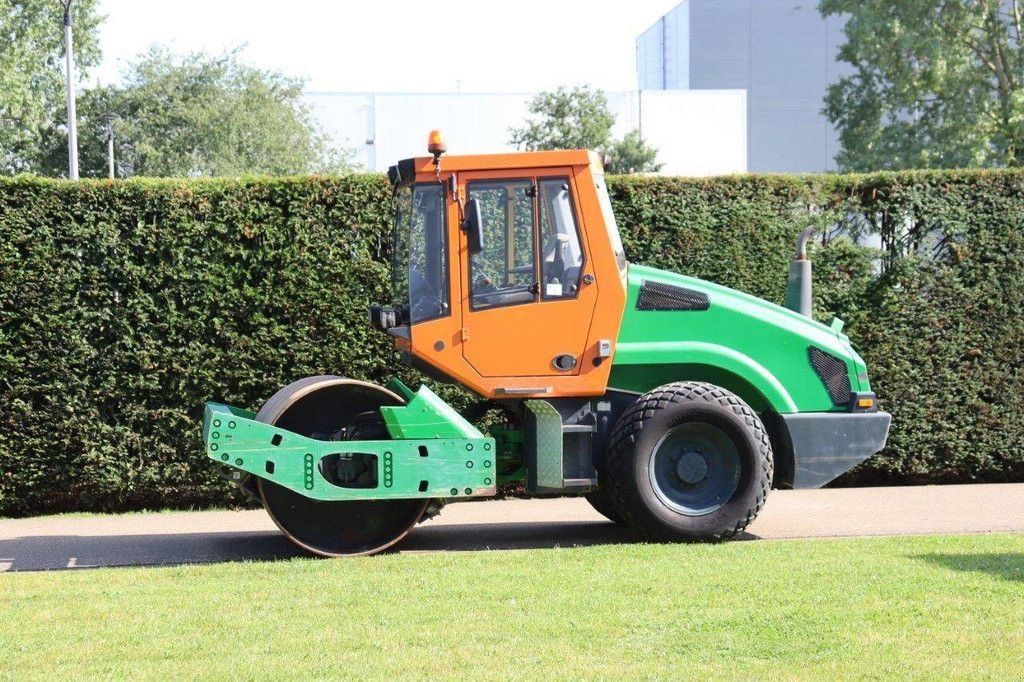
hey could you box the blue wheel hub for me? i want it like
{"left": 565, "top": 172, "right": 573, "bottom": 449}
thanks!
{"left": 648, "top": 423, "right": 741, "bottom": 516}
{"left": 676, "top": 450, "right": 709, "bottom": 484}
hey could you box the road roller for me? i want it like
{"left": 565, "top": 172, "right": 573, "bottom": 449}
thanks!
{"left": 202, "top": 131, "right": 891, "bottom": 556}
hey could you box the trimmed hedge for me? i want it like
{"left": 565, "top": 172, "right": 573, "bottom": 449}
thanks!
{"left": 612, "top": 171, "right": 1024, "bottom": 486}
{"left": 1, "top": 170, "right": 1022, "bottom": 516}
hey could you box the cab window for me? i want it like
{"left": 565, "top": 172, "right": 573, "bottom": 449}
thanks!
{"left": 594, "top": 174, "right": 627, "bottom": 280}
{"left": 394, "top": 184, "right": 449, "bottom": 323}
{"left": 538, "top": 178, "right": 584, "bottom": 299}
{"left": 468, "top": 180, "right": 536, "bottom": 310}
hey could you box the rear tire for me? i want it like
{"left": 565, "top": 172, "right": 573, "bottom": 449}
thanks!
{"left": 605, "top": 381, "right": 772, "bottom": 541}
{"left": 584, "top": 489, "right": 626, "bottom": 525}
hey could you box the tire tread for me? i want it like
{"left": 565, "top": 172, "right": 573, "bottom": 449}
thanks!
{"left": 605, "top": 381, "right": 774, "bottom": 541}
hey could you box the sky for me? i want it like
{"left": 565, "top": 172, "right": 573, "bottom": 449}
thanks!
{"left": 92, "top": 0, "right": 682, "bottom": 93}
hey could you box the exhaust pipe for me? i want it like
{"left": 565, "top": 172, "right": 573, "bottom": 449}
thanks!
{"left": 784, "top": 226, "right": 816, "bottom": 317}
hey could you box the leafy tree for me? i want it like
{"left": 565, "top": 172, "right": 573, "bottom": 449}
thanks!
{"left": 42, "top": 47, "right": 356, "bottom": 177}
{"left": 608, "top": 128, "right": 663, "bottom": 174}
{"left": 510, "top": 85, "right": 615, "bottom": 151}
{"left": 0, "top": 0, "right": 103, "bottom": 174}
{"left": 822, "top": 0, "right": 1024, "bottom": 170}
{"left": 509, "top": 85, "right": 661, "bottom": 173}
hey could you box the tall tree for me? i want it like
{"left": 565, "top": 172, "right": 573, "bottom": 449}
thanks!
{"left": 0, "top": 0, "right": 102, "bottom": 174}
{"left": 509, "top": 85, "right": 661, "bottom": 173}
{"left": 608, "top": 128, "right": 664, "bottom": 174}
{"left": 823, "top": 0, "right": 1024, "bottom": 170}
{"left": 43, "top": 47, "right": 355, "bottom": 177}
{"left": 510, "top": 85, "right": 616, "bottom": 151}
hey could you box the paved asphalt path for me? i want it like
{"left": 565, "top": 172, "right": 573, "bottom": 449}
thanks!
{"left": 1, "top": 483, "right": 1022, "bottom": 572}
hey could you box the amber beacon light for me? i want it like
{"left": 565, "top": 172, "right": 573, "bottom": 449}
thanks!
{"left": 427, "top": 129, "right": 447, "bottom": 157}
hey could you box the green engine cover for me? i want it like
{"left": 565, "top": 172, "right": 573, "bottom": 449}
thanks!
{"left": 610, "top": 264, "right": 872, "bottom": 414}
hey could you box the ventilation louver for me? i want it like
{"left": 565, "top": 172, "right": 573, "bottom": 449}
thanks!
{"left": 808, "top": 347, "right": 852, "bottom": 407}
{"left": 636, "top": 281, "right": 710, "bottom": 311}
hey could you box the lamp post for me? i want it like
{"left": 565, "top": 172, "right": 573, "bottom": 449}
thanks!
{"left": 102, "top": 113, "right": 119, "bottom": 179}
{"left": 60, "top": 0, "right": 79, "bottom": 179}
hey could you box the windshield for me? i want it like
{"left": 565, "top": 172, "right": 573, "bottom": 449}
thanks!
{"left": 593, "top": 174, "right": 627, "bottom": 280}
{"left": 393, "top": 184, "right": 449, "bottom": 324}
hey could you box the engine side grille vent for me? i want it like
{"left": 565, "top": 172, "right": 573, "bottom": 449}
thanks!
{"left": 808, "top": 347, "right": 852, "bottom": 407}
{"left": 636, "top": 281, "right": 710, "bottom": 311}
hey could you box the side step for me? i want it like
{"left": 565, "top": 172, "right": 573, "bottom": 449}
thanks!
{"left": 524, "top": 401, "right": 598, "bottom": 494}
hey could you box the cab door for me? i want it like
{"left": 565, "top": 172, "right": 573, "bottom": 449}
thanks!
{"left": 458, "top": 170, "right": 598, "bottom": 378}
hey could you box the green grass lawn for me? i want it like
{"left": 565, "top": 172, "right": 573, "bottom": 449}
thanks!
{"left": 2, "top": 534, "right": 1022, "bottom": 679}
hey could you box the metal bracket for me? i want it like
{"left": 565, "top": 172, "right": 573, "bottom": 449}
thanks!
{"left": 204, "top": 400, "right": 496, "bottom": 502}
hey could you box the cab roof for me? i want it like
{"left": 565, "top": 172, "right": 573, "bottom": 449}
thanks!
{"left": 389, "top": 150, "right": 598, "bottom": 187}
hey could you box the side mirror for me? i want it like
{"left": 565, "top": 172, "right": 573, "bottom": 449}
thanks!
{"left": 462, "top": 198, "right": 485, "bottom": 255}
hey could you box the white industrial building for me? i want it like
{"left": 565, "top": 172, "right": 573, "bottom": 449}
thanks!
{"left": 304, "top": 0, "right": 855, "bottom": 176}
{"left": 304, "top": 90, "right": 747, "bottom": 176}
{"left": 636, "top": 0, "right": 852, "bottom": 172}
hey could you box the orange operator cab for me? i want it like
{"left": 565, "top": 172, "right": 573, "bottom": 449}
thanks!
{"left": 377, "top": 137, "right": 627, "bottom": 399}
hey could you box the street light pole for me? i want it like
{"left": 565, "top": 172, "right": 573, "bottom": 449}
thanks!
{"left": 62, "top": 0, "right": 79, "bottom": 180}
{"left": 103, "top": 113, "right": 118, "bottom": 179}
{"left": 107, "top": 124, "right": 114, "bottom": 178}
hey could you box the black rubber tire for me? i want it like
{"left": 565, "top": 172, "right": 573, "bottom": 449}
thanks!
{"left": 255, "top": 376, "right": 429, "bottom": 557}
{"left": 605, "top": 381, "right": 773, "bottom": 542}
{"left": 584, "top": 489, "right": 626, "bottom": 525}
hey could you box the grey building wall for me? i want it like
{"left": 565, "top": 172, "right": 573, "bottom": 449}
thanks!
{"left": 637, "top": 0, "right": 853, "bottom": 172}
{"left": 635, "top": 3, "right": 688, "bottom": 91}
